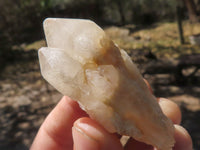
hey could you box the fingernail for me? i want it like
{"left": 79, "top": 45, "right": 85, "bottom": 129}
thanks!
{"left": 74, "top": 120, "right": 103, "bottom": 141}
{"left": 158, "top": 98, "right": 182, "bottom": 124}
{"left": 157, "top": 97, "right": 165, "bottom": 102}
{"left": 174, "top": 125, "right": 193, "bottom": 150}
{"left": 72, "top": 125, "right": 100, "bottom": 150}
{"left": 73, "top": 118, "right": 123, "bottom": 150}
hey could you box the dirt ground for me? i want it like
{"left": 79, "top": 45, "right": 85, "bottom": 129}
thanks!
{"left": 0, "top": 49, "right": 199, "bottom": 150}
{"left": 0, "top": 23, "right": 200, "bottom": 150}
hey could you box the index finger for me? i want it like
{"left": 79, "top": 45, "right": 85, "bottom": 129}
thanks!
{"left": 30, "top": 96, "right": 88, "bottom": 150}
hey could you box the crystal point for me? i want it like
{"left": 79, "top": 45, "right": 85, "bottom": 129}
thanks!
{"left": 38, "top": 18, "right": 175, "bottom": 150}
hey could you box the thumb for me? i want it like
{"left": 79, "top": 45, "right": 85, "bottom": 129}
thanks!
{"left": 72, "top": 117, "right": 123, "bottom": 150}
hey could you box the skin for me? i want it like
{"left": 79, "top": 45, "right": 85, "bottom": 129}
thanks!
{"left": 31, "top": 82, "right": 193, "bottom": 150}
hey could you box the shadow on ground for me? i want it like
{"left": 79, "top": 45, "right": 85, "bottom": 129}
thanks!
{"left": 0, "top": 48, "right": 200, "bottom": 149}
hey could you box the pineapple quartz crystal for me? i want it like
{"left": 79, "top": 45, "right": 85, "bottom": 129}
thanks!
{"left": 38, "top": 18, "right": 175, "bottom": 150}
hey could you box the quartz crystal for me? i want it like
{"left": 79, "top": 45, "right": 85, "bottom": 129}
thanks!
{"left": 38, "top": 18, "right": 175, "bottom": 150}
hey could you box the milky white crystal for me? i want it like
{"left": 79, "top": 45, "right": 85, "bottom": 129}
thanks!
{"left": 38, "top": 18, "right": 175, "bottom": 150}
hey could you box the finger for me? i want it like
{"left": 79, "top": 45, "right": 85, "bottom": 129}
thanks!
{"left": 173, "top": 125, "right": 193, "bottom": 150}
{"left": 143, "top": 79, "right": 182, "bottom": 124}
{"left": 72, "top": 117, "right": 123, "bottom": 150}
{"left": 124, "top": 138, "right": 153, "bottom": 150}
{"left": 31, "top": 96, "right": 88, "bottom": 150}
{"left": 124, "top": 97, "right": 182, "bottom": 150}
{"left": 143, "top": 78, "right": 153, "bottom": 94}
{"left": 124, "top": 125, "right": 193, "bottom": 150}
{"left": 158, "top": 97, "right": 182, "bottom": 124}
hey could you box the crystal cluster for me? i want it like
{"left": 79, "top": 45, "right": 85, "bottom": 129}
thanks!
{"left": 38, "top": 18, "right": 175, "bottom": 150}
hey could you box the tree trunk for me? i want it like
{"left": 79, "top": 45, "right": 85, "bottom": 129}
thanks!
{"left": 183, "top": 0, "right": 199, "bottom": 22}
{"left": 176, "top": 5, "right": 185, "bottom": 44}
{"left": 116, "top": 1, "right": 125, "bottom": 25}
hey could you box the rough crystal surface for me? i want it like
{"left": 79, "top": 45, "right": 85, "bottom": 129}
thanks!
{"left": 38, "top": 18, "right": 175, "bottom": 150}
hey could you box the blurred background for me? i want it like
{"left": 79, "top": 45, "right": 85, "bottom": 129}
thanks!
{"left": 0, "top": 0, "right": 200, "bottom": 149}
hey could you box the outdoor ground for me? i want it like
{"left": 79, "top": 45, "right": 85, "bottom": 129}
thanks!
{"left": 0, "top": 21, "right": 200, "bottom": 150}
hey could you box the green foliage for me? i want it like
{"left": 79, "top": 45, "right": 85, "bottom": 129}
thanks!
{"left": 102, "top": 0, "right": 177, "bottom": 25}
{"left": 0, "top": 0, "right": 43, "bottom": 44}
{"left": 0, "top": 0, "right": 184, "bottom": 53}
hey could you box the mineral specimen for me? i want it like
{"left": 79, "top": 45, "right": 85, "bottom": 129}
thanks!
{"left": 38, "top": 18, "right": 175, "bottom": 150}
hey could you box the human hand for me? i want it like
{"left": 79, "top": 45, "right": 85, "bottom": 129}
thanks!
{"left": 31, "top": 89, "right": 193, "bottom": 150}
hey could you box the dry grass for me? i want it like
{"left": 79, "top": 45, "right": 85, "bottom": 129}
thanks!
{"left": 25, "top": 40, "right": 46, "bottom": 51}
{"left": 113, "top": 21, "right": 200, "bottom": 59}
{"left": 25, "top": 21, "right": 200, "bottom": 59}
